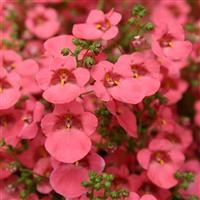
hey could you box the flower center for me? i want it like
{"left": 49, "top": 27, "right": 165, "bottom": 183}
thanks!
{"left": 34, "top": 15, "right": 47, "bottom": 26}
{"left": 131, "top": 65, "right": 147, "bottom": 78}
{"left": 152, "top": 151, "right": 170, "bottom": 165}
{"left": 165, "top": 134, "right": 181, "bottom": 144}
{"left": 22, "top": 112, "right": 33, "bottom": 124}
{"left": 104, "top": 72, "right": 120, "bottom": 87}
{"left": 0, "top": 79, "right": 12, "bottom": 93}
{"left": 159, "top": 33, "right": 173, "bottom": 48}
{"left": 96, "top": 19, "right": 111, "bottom": 31}
{"left": 51, "top": 69, "right": 75, "bottom": 86}
{"left": 3, "top": 59, "right": 16, "bottom": 73}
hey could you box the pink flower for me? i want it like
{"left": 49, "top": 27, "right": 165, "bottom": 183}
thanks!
{"left": 0, "top": 108, "right": 22, "bottom": 146}
{"left": 151, "top": 21, "right": 192, "bottom": 61}
{"left": 41, "top": 101, "right": 98, "bottom": 163}
{"left": 33, "top": 157, "right": 52, "bottom": 194}
{"left": 157, "top": 124, "right": 192, "bottom": 151}
{"left": 0, "top": 49, "right": 22, "bottom": 73}
{"left": 160, "top": 75, "right": 188, "bottom": 105}
{"left": 107, "top": 101, "right": 137, "bottom": 138}
{"left": 73, "top": 9, "right": 121, "bottom": 40}
{"left": 25, "top": 5, "right": 60, "bottom": 39}
{"left": 137, "top": 138, "right": 185, "bottom": 189}
{"left": 17, "top": 99, "right": 44, "bottom": 139}
{"left": 36, "top": 56, "right": 90, "bottom": 104}
{"left": 127, "top": 192, "right": 157, "bottom": 200}
{"left": 92, "top": 52, "right": 160, "bottom": 104}
{"left": 91, "top": 60, "right": 145, "bottom": 104}
{"left": 43, "top": 35, "right": 75, "bottom": 58}
{"left": 0, "top": 68, "right": 21, "bottom": 109}
{"left": 15, "top": 59, "right": 41, "bottom": 95}
{"left": 50, "top": 164, "right": 89, "bottom": 198}
{"left": 0, "top": 152, "right": 15, "bottom": 180}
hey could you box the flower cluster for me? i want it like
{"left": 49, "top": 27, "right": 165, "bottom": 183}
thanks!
{"left": 0, "top": 0, "right": 200, "bottom": 200}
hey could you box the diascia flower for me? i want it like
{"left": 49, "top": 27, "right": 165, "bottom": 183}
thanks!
{"left": 0, "top": 68, "right": 21, "bottom": 110}
{"left": 73, "top": 9, "right": 121, "bottom": 40}
{"left": 151, "top": 21, "right": 192, "bottom": 61}
{"left": 25, "top": 5, "right": 60, "bottom": 39}
{"left": 41, "top": 101, "right": 98, "bottom": 163}
{"left": 43, "top": 35, "right": 75, "bottom": 58}
{"left": 50, "top": 164, "right": 89, "bottom": 199}
{"left": 107, "top": 101, "right": 137, "bottom": 138}
{"left": 92, "top": 52, "right": 160, "bottom": 104}
{"left": 91, "top": 60, "right": 144, "bottom": 104}
{"left": 137, "top": 138, "right": 185, "bottom": 189}
{"left": 128, "top": 193, "right": 157, "bottom": 200}
{"left": 36, "top": 56, "right": 90, "bottom": 104}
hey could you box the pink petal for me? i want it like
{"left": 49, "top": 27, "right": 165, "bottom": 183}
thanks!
{"left": 50, "top": 165, "right": 88, "bottom": 198}
{"left": 93, "top": 81, "right": 111, "bottom": 101}
{"left": 16, "top": 59, "right": 39, "bottom": 76}
{"left": 45, "top": 129, "right": 91, "bottom": 163}
{"left": 163, "top": 41, "right": 192, "bottom": 61}
{"left": 86, "top": 9, "right": 105, "bottom": 24}
{"left": 139, "top": 76, "right": 160, "bottom": 96}
{"left": 102, "top": 26, "right": 118, "bottom": 40}
{"left": 73, "top": 68, "right": 90, "bottom": 86}
{"left": 41, "top": 113, "right": 57, "bottom": 136}
{"left": 81, "top": 112, "right": 98, "bottom": 135}
{"left": 140, "top": 194, "right": 158, "bottom": 200}
{"left": 110, "top": 79, "right": 145, "bottom": 104}
{"left": 137, "top": 149, "right": 151, "bottom": 170}
{"left": 0, "top": 89, "right": 20, "bottom": 110}
{"left": 148, "top": 162, "right": 178, "bottom": 189}
{"left": 18, "top": 123, "right": 38, "bottom": 139}
{"left": 36, "top": 68, "right": 52, "bottom": 90}
{"left": 73, "top": 24, "right": 102, "bottom": 40}
{"left": 149, "top": 138, "right": 173, "bottom": 151}
{"left": 43, "top": 84, "right": 81, "bottom": 104}
{"left": 44, "top": 35, "right": 75, "bottom": 57}
{"left": 127, "top": 192, "right": 140, "bottom": 200}
{"left": 116, "top": 106, "right": 137, "bottom": 138}
{"left": 107, "top": 11, "right": 122, "bottom": 25}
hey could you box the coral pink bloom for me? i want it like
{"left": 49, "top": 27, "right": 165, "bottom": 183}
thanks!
{"left": 36, "top": 56, "right": 90, "bottom": 104}
{"left": 73, "top": 9, "right": 121, "bottom": 40}
{"left": 0, "top": 152, "right": 15, "bottom": 180}
{"left": 91, "top": 60, "right": 144, "bottom": 104}
{"left": 0, "top": 49, "right": 22, "bottom": 73}
{"left": 127, "top": 192, "right": 157, "bottom": 200}
{"left": 116, "top": 52, "right": 160, "bottom": 99}
{"left": 151, "top": 21, "right": 192, "bottom": 61}
{"left": 15, "top": 59, "right": 41, "bottom": 94}
{"left": 17, "top": 99, "right": 44, "bottom": 139}
{"left": 33, "top": 157, "right": 52, "bottom": 194}
{"left": 137, "top": 138, "right": 185, "bottom": 189}
{"left": 152, "top": 0, "right": 190, "bottom": 25}
{"left": 17, "top": 134, "right": 47, "bottom": 169}
{"left": 44, "top": 35, "right": 75, "bottom": 58}
{"left": 0, "top": 68, "right": 21, "bottom": 110}
{"left": 25, "top": 5, "right": 60, "bottom": 39}
{"left": 107, "top": 101, "right": 137, "bottom": 138}
{"left": 158, "top": 124, "right": 192, "bottom": 151}
{"left": 41, "top": 101, "right": 97, "bottom": 163}
{"left": 151, "top": 106, "right": 175, "bottom": 133}
{"left": 160, "top": 76, "right": 188, "bottom": 105}
{"left": 78, "top": 152, "right": 105, "bottom": 173}
{"left": 50, "top": 165, "right": 88, "bottom": 198}
{"left": 0, "top": 108, "right": 22, "bottom": 146}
